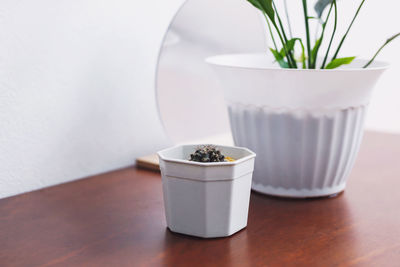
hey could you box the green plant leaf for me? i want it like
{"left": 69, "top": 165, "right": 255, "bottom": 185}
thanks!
{"left": 310, "top": 37, "right": 322, "bottom": 67}
{"left": 285, "top": 38, "right": 297, "bottom": 51}
{"left": 270, "top": 48, "right": 289, "bottom": 68}
{"left": 314, "top": 0, "right": 333, "bottom": 18}
{"left": 278, "top": 38, "right": 305, "bottom": 69}
{"left": 247, "top": 0, "right": 275, "bottom": 23}
{"left": 276, "top": 38, "right": 297, "bottom": 58}
{"left": 247, "top": 0, "right": 263, "bottom": 11}
{"left": 325, "top": 56, "right": 356, "bottom": 69}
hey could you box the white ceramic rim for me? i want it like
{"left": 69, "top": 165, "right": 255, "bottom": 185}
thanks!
{"left": 158, "top": 144, "right": 256, "bottom": 166}
{"left": 205, "top": 53, "right": 390, "bottom": 72}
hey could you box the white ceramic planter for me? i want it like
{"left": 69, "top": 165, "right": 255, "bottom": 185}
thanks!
{"left": 158, "top": 145, "right": 256, "bottom": 238}
{"left": 206, "top": 53, "right": 388, "bottom": 198}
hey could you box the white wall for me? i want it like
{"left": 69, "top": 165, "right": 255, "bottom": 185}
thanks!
{"left": 0, "top": 0, "right": 183, "bottom": 199}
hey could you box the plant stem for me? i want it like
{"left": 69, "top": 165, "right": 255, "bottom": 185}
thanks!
{"left": 274, "top": 24, "right": 295, "bottom": 68}
{"left": 263, "top": 12, "right": 294, "bottom": 68}
{"left": 302, "top": 0, "right": 312, "bottom": 68}
{"left": 314, "top": 19, "right": 321, "bottom": 42}
{"left": 298, "top": 39, "right": 307, "bottom": 69}
{"left": 364, "top": 32, "right": 400, "bottom": 68}
{"left": 264, "top": 15, "right": 294, "bottom": 68}
{"left": 259, "top": 6, "right": 293, "bottom": 68}
{"left": 311, "top": 1, "right": 334, "bottom": 68}
{"left": 283, "top": 0, "right": 293, "bottom": 38}
{"left": 321, "top": 0, "right": 337, "bottom": 69}
{"left": 332, "top": 0, "right": 366, "bottom": 60}
{"left": 272, "top": 1, "right": 297, "bottom": 68}
{"left": 264, "top": 13, "right": 278, "bottom": 51}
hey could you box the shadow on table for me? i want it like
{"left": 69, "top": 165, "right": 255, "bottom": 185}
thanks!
{"left": 159, "top": 226, "right": 251, "bottom": 266}
{"left": 157, "top": 191, "right": 360, "bottom": 266}
{"left": 244, "top": 190, "right": 360, "bottom": 266}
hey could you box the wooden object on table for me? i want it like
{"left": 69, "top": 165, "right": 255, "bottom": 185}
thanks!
{"left": 1, "top": 131, "right": 400, "bottom": 266}
{"left": 136, "top": 154, "right": 160, "bottom": 172}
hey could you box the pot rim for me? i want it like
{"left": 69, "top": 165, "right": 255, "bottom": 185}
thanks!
{"left": 158, "top": 144, "right": 256, "bottom": 167}
{"left": 205, "top": 53, "right": 389, "bottom": 72}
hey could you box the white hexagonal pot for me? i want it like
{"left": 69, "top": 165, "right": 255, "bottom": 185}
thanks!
{"left": 158, "top": 145, "right": 256, "bottom": 238}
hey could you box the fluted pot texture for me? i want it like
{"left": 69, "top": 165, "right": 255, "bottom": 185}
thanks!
{"left": 206, "top": 54, "right": 388, "bottom": 198}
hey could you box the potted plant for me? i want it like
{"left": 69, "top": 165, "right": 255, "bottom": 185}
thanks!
{"left": 158, "top": 145, "right": 256, "bottom": 238}
{"left": 206, "top": 0, "right": 399, "bottom": 198}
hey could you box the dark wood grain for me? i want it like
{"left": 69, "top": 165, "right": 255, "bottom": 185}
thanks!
{"left": 1, "top": 131, "right": 400, "bottom": 267}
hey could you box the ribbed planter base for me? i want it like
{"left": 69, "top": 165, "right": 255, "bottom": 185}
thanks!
{"left": 228, "top": 103, "right": 367, "bottom": 198}
{"left": 252, "top": 182, "right": 346, "bottom": 198}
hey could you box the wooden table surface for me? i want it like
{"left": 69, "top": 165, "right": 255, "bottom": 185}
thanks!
{"left": 1, "top": 132, "right": 400, "bottom": 267}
